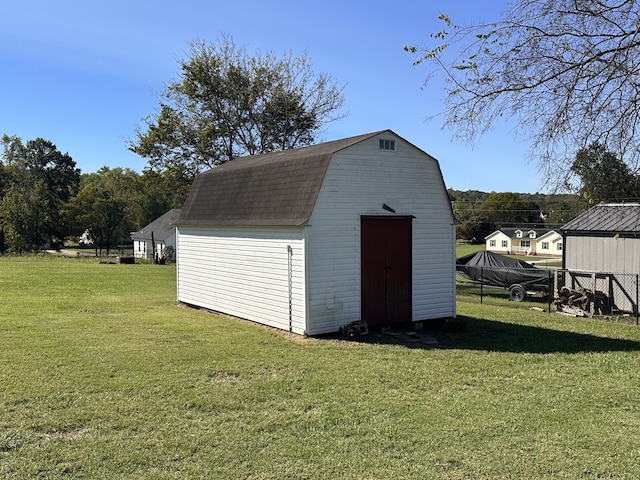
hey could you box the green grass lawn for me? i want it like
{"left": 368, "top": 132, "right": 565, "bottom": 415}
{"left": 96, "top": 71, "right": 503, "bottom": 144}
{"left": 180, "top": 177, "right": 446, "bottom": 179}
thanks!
{"left": 2, "top": 255, "right": 640, "bottom": 478}
{"left": 456, "top": 240, "right": 485, "bottom": 258}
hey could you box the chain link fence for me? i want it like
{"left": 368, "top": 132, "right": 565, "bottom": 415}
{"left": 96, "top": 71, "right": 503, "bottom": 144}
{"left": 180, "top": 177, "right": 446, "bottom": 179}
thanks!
{"left": 554, "top": 269, "right": 639, "bottom": 324}
{"left": 457, "top": 266, "right": 640, "bottom": 324}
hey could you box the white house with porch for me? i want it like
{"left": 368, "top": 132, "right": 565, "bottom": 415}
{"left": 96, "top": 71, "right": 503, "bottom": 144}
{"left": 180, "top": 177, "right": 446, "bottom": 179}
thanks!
{"left": 485, "top": 228, "right": 562, "bottom": 257}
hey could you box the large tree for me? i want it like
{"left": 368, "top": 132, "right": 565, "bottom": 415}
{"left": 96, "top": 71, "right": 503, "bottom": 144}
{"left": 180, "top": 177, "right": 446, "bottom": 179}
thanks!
{"left": 406, "top": 1, "right": 640, "bottom": 187}
{"left": 457, "top": 212, "right": 496, "bottom": 243}
{"left": 1, "top": 180, "right": 51, "bottom": 252}
{"left": 130, "top": 37, "right": 346, "bottom": 177}
{"left": 477, "top": 192, "right": 541, "bottom": 227}
{"left": 0, "top": 135, "right": 80, "bottom": 249}
{"left": 571, "top": 142, "right": 640, "bottom": 203}
{"left": 63, "top": 169, "right": 137, "bottom": 255}
{"left": 138, "top": 167, "right": 191, "bottom": 226}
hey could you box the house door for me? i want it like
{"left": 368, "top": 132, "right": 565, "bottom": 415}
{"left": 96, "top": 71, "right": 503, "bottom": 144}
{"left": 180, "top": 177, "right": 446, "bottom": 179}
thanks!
{"left": 361, "top": 217, "right": 412, "bottom": 327}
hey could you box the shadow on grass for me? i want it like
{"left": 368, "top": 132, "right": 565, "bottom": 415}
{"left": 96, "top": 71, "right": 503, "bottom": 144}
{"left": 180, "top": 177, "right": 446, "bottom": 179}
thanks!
{"left": 351, "top": 316, "right": 640, "bottom": 354}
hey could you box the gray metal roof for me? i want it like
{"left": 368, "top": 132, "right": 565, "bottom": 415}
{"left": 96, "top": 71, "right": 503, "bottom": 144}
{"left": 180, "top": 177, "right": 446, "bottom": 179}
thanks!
{"left": 176, "top": 131, "right": 390, "bottom": 227}
{"left": 561, "top": 203, "right": 640, "bottom": 233}
{"left": 131, "top": 208, "right": 181, "bottom": 241}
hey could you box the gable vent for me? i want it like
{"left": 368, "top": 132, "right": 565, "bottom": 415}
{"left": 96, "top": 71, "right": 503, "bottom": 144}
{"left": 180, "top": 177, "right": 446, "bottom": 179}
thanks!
{"left": 379, "top": 138, "right": 395, "bottom": 150}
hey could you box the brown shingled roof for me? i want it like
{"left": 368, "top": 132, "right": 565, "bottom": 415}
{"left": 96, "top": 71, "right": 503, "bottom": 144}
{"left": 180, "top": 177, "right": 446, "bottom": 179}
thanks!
{"left": 177, "top": 131, "right": 388, "bottom": 227}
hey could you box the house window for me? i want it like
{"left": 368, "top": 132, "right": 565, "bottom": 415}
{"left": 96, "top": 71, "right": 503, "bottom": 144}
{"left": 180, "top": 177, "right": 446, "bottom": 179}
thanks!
{"left": 541, "top": 241, "right": 549, "bottom": 250}
{"left": 490, "top": 239, "right": 496, "bottom": 247}
{"left": 379, "top": 139, "right": 395, "bottom": 150}
{"left": 521, "top": 240, "right": 531, "bottom": 249}
{"left": 557, "top": 242, "right": 563, "bottom": 251}
{"left": 501, "top": 240, "right": 508, "bottom": 248}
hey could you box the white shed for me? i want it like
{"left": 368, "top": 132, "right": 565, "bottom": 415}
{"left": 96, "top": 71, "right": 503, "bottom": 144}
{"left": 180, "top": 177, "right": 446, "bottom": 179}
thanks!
{"left": 176, "top": 130, "right": 456, "bottom": 336}
{"left": 131, "top": 209, "right": 180, "bottom": 261}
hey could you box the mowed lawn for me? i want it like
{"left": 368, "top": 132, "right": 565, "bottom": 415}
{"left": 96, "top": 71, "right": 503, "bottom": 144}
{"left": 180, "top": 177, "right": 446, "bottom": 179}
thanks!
{"left": 2, "top": 256, "right": 640, "bottom": 479}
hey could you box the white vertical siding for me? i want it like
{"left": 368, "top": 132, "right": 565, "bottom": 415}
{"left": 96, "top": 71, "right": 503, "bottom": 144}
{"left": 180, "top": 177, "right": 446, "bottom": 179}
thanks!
{"left": 177, "top": 227, "right": 307, "bottom": 334}
{"left": 305, "top": 132, "right": 456, "bottom": 334}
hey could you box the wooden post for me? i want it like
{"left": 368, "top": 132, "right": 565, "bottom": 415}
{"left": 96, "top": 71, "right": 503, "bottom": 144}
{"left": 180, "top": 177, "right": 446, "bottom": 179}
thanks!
{"left": 151, "top": 231, "right": 156, "bottom": 263}
{"left": 591, "top": 273, "right": 596, "bottom": 314}
{"left": 632, "top": 273, "right": 640, "bottom": 325}
{"left": 548, "top": 270, "right": 552, "bottom": 313}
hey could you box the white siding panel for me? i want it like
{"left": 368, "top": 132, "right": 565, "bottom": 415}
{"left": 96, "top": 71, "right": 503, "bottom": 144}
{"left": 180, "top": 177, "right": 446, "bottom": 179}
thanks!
{"left": 305, "top": 132, "right": 456, "bottom": 334}
{"left": 177, "top": 227, "right": 307, "bottom": 334}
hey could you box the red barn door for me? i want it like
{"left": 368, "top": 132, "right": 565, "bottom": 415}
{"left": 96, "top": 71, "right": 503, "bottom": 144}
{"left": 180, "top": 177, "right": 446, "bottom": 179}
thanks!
{"left": 361, "top": 217, "right": 412, "bottom": 327}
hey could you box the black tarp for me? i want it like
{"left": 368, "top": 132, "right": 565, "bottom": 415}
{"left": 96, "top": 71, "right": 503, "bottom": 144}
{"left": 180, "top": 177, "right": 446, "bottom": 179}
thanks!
{"left": 456, "top": 251, "right": 551, "bottom": 289}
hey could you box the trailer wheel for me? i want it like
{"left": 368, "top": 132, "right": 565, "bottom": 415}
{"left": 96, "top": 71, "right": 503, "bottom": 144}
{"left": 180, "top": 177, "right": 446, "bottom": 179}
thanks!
{"left": 509, "top": 284, "right": 526, "bottom": 302}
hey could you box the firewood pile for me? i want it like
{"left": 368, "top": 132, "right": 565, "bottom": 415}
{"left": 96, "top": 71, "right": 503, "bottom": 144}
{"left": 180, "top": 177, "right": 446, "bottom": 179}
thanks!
{"left": 554, "top": 286, "right": 611, "bottom": 317}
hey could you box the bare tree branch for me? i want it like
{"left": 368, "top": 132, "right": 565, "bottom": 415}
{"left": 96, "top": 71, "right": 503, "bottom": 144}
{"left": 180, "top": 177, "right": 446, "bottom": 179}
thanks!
{"left": 406, "top": 0, "right": 640, "bottom": 189}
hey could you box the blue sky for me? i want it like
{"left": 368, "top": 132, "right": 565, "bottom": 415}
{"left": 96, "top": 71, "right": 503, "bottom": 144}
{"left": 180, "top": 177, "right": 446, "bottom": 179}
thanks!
{"left": 0, "top": 0, "right": 545, "bottom": 193}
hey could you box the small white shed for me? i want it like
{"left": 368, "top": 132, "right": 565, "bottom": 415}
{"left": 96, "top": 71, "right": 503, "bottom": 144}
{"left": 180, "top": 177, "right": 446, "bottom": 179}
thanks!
{"left": 131, "top": 209, "right": 180, "bottom": 260}
{"left": 176, "top": 130, "right": 456, "bottom": 336}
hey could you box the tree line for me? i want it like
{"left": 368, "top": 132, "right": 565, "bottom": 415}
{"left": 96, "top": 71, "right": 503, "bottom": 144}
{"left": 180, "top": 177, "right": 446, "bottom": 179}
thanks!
{"left": 452, "top": 141, "right": 640, "bottom": 243}
{"left": 450, "top": 190, "right": 589, "bottom": 243}
{"left": 0, "top": 135, "right": 189, "bottom": 254}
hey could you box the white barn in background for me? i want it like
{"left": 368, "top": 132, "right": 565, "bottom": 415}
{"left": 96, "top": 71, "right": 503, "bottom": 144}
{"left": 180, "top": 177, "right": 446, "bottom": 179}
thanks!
{"left": 175, "top": 130, "right": 456, "bottom": 336}
{"left": 131, "top": 209, "right": 180, "bottom": 261}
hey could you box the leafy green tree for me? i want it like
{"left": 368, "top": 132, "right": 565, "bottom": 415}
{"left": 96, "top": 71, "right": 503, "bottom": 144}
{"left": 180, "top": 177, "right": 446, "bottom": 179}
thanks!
{"left": 2, "top": 135, "right": 79, "bottom": 204}
{"left": 406, "top": 1, "right": 640, "bottom": 186}
{"left": 537, "top": 195, "right": 589, "bottom": 228}
{"left": 457, "top": 213, "right": 496, "bottom": 244}
{"left": 130, "top": 36, "right": 346, "bottom": 178}
{"left": 64, "top": 183, "right": 127, "bottom": 255}
{"left": 477, "top": 192, "right": 540, "bottom": 227}
{"left": 571, "top": 142, "right": 640, "bottom": 204}
{"left": 138, "top": 167, "right": 191, "bottom": 227}
{"left": 0, "top": 135, "right": 80, "bottom": 249}
{"left": 64, "top": 167, "right": 141, "bottom": 255}
{"left": 1, "top": 180, "right": 50, "bottom": 252}
{"left": 85, "top": 167, "right": 143, "bottom": 229}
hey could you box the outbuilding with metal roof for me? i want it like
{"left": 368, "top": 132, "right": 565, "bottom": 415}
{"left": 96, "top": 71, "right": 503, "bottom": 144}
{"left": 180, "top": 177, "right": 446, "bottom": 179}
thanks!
{"left": 560, "top": 203, "right": 640, "bottom": 274}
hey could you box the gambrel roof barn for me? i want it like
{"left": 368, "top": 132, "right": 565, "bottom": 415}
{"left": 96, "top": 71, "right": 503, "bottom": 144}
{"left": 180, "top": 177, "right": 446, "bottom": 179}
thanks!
{"left": 176, "top": 130, "right": 456, "bottom": 335}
